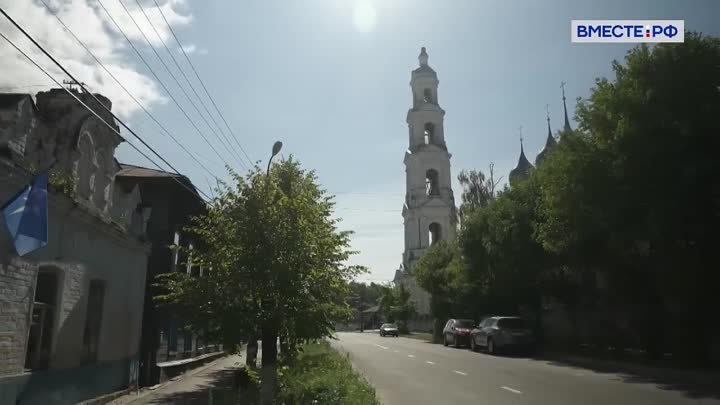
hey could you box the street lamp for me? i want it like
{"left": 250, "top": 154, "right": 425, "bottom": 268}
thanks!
{"left": 267, "top": 141, "right": 283, "bottom": 176}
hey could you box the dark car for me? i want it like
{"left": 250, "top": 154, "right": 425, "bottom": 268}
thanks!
{"left": 379, "top": 323, "right": 399, "bottom": 337}
{"left": 442, "top": 319, "right": 475, "bottom": 347}
{"left": 470, "top": 316, "right": 536, "bottom": 354}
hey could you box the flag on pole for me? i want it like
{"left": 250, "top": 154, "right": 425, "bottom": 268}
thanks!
{"left": 1, "top": 173, "right": 49, "bottom": 256}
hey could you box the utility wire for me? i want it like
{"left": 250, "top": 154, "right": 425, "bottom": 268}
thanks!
{"left": 36, "top": 0, "right": 219, "bottom": 183}
{"left": 114, "top": 0, "right": 244, "bottom": 170}
{"left": 134, "top": 0, "right": 251, "bottom": 170}
{"left": 152, "top": 0, "right": 255, "bottom": 167}
{"left": 0, "top": 28, "right": 210, "bottom": 202}
{"left": 95, "top": 0, "right": 232, "bottom": 170}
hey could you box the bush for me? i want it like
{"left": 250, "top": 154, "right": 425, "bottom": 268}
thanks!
{"left": 277, "top": 341, "right": 380, "bottom": 405}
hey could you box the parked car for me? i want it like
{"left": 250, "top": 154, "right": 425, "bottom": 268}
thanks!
{"left": 442, "top": 319, "right": 475, "bottom": 347}
{"left": 379, "top": 323, "right": 399, "bottom": 337}
{"left": 470, "top": 316, "right": 536, "bottom": 354}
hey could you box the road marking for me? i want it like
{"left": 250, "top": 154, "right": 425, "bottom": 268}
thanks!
{"left": 408, "top": 354, "right": 415, "bottom": 358}
{"left": 501, "top": 386, "right": 522, "bottom": 394}
{"left": 452, "top": 370, "right": 467, "bottom": 376}
{"left": 425, "top": 361, "right": 435, "bottom": 365}
{"left": 374, "top": 344, "right": 388, "bottom": 350}
{"left": 393, "top": 350, "right": 399, "bottom": 353}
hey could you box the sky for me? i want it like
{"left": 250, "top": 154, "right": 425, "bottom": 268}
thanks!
{"left": 1, "top": 0, "right": 718, "bottom": 284}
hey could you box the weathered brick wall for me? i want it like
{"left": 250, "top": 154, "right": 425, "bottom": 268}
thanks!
{"left": 0, "top": 257, "right": 37, "bottom": 376}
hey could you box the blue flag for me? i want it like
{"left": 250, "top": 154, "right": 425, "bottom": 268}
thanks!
{"left": 2, "top": 173, "right": 48, "bottom": 256}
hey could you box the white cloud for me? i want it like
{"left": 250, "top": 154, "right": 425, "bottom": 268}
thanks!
{"left": 0, "top": 0, "right": 194, "bottom": 117}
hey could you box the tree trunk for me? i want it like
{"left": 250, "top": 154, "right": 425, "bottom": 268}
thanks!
{"left": 246, "top": 335, "right": 258, "bottom": 369}
{"left": 260, "top": 328, "right": 278, "bottom": 405}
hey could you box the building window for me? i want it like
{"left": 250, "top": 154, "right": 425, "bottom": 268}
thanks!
{"left": 423, "top": 123, "right": 435, "bottom": 145}
{"left": 429, "top": 222, "right": 442, "bottom": 246}
{"left": 423, "top": 88, "right": 433, "bottom": 104}
{"left": 425, "top": 169, "right": 439, "bottom": 196}
{"left": 25, "top": 268, "right": 60, "bottom": 370}
{"left": 82, "top": 280, "right": 105, "bottom": 363}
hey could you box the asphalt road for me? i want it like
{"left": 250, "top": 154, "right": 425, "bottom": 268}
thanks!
{"left": 331, "top": 331, "right": 720, "bottom": 405}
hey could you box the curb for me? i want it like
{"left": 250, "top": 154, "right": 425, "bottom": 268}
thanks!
{"left": 104, "top": 353, "right": 239, "bottom": 405}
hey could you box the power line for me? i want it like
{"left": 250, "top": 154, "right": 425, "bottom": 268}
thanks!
{"left": 0, "top": 12, "right": 210, "bottom": 202}
{"left": 134, "top": 0, "right": 252, "bottom": 170}
{"left": 152, "top": 0, "right": 255, "bottom": 168}
{"left": 36, "top": 0, "right": 218, "bottom": 183}
{"left": 95, "top": 0, "right": 232, "bottom": 170}
{"left": 114, "top": 0, "right": 244, "bottom": 170}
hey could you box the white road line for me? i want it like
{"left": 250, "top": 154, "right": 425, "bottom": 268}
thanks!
{"left": 408, "top": 354, "right": 415, "bottom": 358}
{"left": 501, "top": 386, "right": 522, "bottom": 394}
{"left": 425, "top": 361, "right": 435, "bottom": 365}
{"left": 452, "top": 370, "right": 467, "bottom": 376}
{"left": 393, "top": 350, "right": 399, "bottom": 353}
{"left": 374, "top": 344, "right": 389, "bottom": 350}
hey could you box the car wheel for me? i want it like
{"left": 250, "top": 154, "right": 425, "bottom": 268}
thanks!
{"left": 470, "top": 337, "right": 477, "bottom": 352}
{"left": 443, "top": 334, "right": 449, "bottom": 346}
{"left": 487, "top": 338, "right": 495, "bottom": 355}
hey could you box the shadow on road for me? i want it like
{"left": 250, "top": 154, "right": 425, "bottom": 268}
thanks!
{"left": 144, "top": 368, "right": 239, "bottom": 405}
{"left": 529, "top": 354, "right": 720, "bottom": 400}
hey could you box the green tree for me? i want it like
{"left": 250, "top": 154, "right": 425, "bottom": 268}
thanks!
{"left": 537, "top": 32, "right": 720, "bottom": 364}
{"left": 414, "top": 241, "right": 465, "bottom": 342}
{"left": 156, "top": 158, "right": 364, "bottom": 402}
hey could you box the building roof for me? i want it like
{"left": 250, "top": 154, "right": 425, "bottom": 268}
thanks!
{"left": 116, "top": 163, "right": 182, "bottom": 178}
{"left": 509, "top": 142, "right": 534, "bottom": 183}
{"left": 535, "top": 117, "right": 557, "bottom": 167}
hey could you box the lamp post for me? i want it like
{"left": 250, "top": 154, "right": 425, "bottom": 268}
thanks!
{"left": 267, "top": 141, "right": 283, "bottom": 176}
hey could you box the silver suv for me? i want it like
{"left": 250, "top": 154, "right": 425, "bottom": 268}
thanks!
{"left": 469, "top": 316, "right": 536, "bottom": 354}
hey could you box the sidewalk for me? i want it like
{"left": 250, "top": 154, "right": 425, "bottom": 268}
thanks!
{"left": 110, "top": 355, "right": 243, "bottom": 405}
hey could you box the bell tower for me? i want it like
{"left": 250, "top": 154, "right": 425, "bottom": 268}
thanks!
{"left": 397, "top": 47, "right": 457, "bottom": 316}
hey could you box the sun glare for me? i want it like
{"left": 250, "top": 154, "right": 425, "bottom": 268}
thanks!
{"left": 353, "top": 2, "right": 377, "bottom": 33}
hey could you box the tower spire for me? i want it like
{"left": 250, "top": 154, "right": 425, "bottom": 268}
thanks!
{"left": 419, "top": 47, "right": 429, "bottom": 66}
{"left": 545, "top": 104, "right": 552, "bottom": 138}
{"left": 519, "top": 125, "right": 524, "bottom": 153}
{"left": 561, "top": 81, "right": 572, "bottom": 132}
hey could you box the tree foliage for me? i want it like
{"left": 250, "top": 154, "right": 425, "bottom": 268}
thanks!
{"left": 156, "top": 157, "right": 365, "bottom": 354}
{"left": 418, "top": 33, "right": 720, "bottom": 365}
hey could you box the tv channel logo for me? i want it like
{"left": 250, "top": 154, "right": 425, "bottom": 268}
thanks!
{"left": 572, "top": 20, "right": 684, "bottom": 43}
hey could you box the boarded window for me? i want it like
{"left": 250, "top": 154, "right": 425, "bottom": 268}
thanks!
{"left": 82, "top": 280, "right": 105, "bottom": 363}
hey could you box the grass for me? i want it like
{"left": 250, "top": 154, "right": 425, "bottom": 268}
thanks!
{"left": 277, "top": 341, "right": 381, "bottom": 405}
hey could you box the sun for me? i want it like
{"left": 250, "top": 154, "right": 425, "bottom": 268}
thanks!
{"left": 353, "top": 2, "right": 377, "bottom": 33}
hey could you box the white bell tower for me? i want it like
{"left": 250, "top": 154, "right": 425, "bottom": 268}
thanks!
{"left": 396, "top": 47, "right": 457, "bottom": 316}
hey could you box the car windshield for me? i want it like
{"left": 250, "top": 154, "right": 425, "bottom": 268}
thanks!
{"left": 455, "top": 320, "right": 474, "bottom": 328}
{"left": 497, "top": 318, "right": 528, "bottom": 329}
{"left": 383, "top": 324, "right": 397, "bottom": 328}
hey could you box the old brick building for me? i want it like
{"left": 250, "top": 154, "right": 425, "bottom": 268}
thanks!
{"left": 0, "top": 89, "right": 149, "bottom": 405}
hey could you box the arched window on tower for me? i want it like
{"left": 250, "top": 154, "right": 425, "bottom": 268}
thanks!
{"left": 425, "top": 169, "right": 439, "bottom": 196}
{"left": 423, "top": 88, "right": 434, "bottom": 104}
{"left": 429, "top": 222, "right": 442, "bottom": 246}
{"left": 424, "top": 123, "right": 435, "bottom": 145}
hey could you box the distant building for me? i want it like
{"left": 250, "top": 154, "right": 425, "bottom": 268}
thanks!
{"left": 0, "top": 89, "right": 149, "bottom": 404}
{"left": 115, "top": 164, "right": 220, "bottom": 387}
{"left": 394, "top": 47, "right": 457, "bottom": 328}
